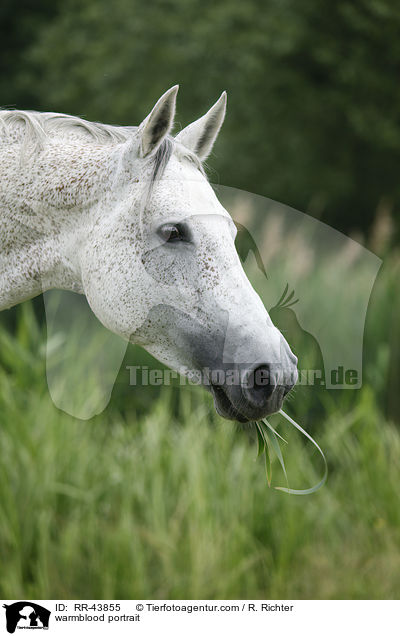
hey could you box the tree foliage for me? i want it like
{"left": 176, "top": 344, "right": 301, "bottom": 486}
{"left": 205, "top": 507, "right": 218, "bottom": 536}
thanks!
{"left": 2, "top": 0, "right": 400, "bottom": 234}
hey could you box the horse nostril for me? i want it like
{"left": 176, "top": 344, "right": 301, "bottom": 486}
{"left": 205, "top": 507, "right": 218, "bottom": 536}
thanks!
{"left": 246, "top": 364, "right": 276, "bottom": 401}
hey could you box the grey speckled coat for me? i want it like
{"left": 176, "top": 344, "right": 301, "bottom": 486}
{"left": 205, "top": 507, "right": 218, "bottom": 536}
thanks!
{"left": 0, "top": 87, "right": 297, "bottom": 421}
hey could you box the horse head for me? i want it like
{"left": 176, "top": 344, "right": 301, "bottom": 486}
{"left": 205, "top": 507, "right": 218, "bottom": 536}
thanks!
{"left": 80, "top": 86, "right": 298, "bottom": 422}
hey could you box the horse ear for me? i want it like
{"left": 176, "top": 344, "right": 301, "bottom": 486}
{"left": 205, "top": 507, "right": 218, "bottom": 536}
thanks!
{"left": 175, "top": 91, "right": 226, "bottom": 161}
{"left": 138, "top": 85, "right": 178, "bottom": 158}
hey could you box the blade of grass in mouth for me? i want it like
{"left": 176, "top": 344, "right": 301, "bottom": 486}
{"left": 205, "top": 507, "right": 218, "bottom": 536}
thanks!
{"left": 255, "top": 409, "right": 328, "bottom": 495}
{"left": 255, "top": 422, "right": 271, "bottom": 486}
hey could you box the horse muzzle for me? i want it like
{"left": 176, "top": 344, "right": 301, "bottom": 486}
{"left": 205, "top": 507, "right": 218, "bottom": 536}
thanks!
{"left": 208, "top": 360, "right": 298, "bottom": 423}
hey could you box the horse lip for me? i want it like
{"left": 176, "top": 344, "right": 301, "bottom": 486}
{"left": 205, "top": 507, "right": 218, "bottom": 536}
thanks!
{"left": 209, "top": 381, "right": 286, "bottom": 423}
{"left": 209, "top": 383, "right": 250, "bottom": 423}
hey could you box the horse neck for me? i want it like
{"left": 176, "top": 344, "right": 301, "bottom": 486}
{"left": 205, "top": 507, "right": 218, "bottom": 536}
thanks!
{"left": 0, "top": 138, "right": 113, "bottom": 311}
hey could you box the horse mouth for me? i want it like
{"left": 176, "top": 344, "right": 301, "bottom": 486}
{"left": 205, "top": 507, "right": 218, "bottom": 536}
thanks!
{"left": 209, "top": 384, "right": 250, "bottom": 423}
{"left": 209, "top": 379, "right": 290, "bottom": 423}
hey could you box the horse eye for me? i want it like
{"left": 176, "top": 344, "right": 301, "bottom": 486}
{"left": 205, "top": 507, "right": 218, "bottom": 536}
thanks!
{"left": 158, "top": 223, "right": 185, "bottom": 243}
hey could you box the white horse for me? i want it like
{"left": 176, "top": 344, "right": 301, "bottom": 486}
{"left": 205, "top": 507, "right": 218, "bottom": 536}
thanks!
{"left": 0, "top": 86, "right": 297, "bottom": 422}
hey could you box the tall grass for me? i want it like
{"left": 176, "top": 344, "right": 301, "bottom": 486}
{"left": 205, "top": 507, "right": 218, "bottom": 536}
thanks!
{"left": 0, "top": 302, "right": 399, "bottom": 599}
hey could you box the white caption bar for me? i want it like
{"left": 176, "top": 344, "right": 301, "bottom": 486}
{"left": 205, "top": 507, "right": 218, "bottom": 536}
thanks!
{"left": 1, "top": 599, "right": 398, "bottom": 635}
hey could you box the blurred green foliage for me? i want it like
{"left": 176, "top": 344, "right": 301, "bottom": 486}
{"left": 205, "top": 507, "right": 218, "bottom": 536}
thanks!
{"left": 1, "top": 0, "right": 400, "bottom": 600}
{"left": 0, "top": 303, "right": 399, "bottom": 599}
{"left": 1, "top": 0, "right": 400, "bottom": 235}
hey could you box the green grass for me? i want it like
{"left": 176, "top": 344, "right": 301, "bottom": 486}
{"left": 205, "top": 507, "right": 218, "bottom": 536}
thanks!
{"left": 0, "top": 303, "right": 399, "bottom": 599}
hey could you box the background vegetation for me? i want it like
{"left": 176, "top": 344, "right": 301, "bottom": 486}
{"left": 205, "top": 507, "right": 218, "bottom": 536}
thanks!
{"left": 2, "top": 0, "right": 400, "bottom": 236}
{"left": 0, "top": 300, "right": 399, "bottom": 599}
{"left": 0, "top": 0, "right": 399, "bottom": 599}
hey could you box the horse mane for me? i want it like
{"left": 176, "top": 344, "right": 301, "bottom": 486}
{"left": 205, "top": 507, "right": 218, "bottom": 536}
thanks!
{"left": 0, "top": 109, "right": 134, "bottom": 146}
{"left": 0, "top": 109, "right": 205, "bottom": 186}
